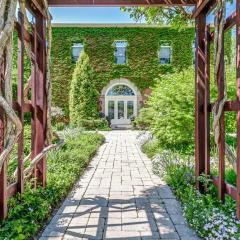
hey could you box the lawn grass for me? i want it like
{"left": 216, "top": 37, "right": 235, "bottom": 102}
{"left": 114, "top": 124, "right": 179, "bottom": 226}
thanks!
{"left": 0, "top": 132, "right": 104, "bottom": 240}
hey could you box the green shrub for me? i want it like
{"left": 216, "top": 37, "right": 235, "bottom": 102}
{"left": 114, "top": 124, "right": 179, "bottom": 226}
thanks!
{"left": 224, "top": 169, "right": 237, "bottom": 186}
{"left": 69, "top": 52, "right": 99, "bottom": 124}
{"left": 135, "top": 63, "right": 237, "bottom": 155}
{"left": 54, "top": 122, "right": 66, "bottom": 131}
{"left": 136, "top": 68, "right": 195, "bottom": 153}
{"left": 7, "top": 125, "right": 32, "bottom": 179}
{"left": 211, "top": 167, "right": 237, "bottom": 187}
{"left": 133, "top": 107, "right": 155, "bottom": 130}
{"left": 0, "top": 132, "right": 104, "bottom": 239}
{"left": 78, "top": 118, "right": 110, "bottom": 130}
{"left": 141, "top": 140, "right": 161, "bottom": 158}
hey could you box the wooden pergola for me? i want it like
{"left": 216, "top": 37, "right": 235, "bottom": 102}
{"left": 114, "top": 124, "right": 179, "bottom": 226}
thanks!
{"left": 0, "top": 0, "right": 239, "bottom": 220}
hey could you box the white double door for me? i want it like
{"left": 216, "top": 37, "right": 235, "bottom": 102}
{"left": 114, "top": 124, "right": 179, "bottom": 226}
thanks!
{"left": 106, "top": 97, "right": 137, "bottom": 125}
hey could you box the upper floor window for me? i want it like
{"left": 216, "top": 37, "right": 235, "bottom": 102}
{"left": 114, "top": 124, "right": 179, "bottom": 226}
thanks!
{"left": 72, "top": 43, "right": 84, "bottom": 62}
{"left": 159, "top": 44, "right": 172, "bottom": 64}
{"left": 192, "top": 41, "right": 196, "bottom": 64}
{"left": 114, "top": 41, "right": 128, "bottom": 64}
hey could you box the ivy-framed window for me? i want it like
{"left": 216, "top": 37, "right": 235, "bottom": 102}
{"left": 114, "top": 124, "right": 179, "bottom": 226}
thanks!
{"left": 114, "top": 40, "right": 128, "bottom": 64}
{"left": 159, "top": 44, "right": 172, "bottom": 64}
{"left": 72, "top": 43, "right": 84, "bottom": 62}
{"left": 192, "top": 41, "right": 196, "bottom": 64}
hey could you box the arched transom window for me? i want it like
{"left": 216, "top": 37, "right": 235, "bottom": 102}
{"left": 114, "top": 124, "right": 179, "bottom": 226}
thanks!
{"left": 103, "top": 81, "right": 138, "bottom": 126}
{"left": 107, "top": 84, "right": 135, "bottom": 96}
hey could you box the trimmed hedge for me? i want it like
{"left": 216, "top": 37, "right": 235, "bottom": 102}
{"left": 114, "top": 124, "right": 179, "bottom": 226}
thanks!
{"left": 78, "top": 119, "right": 110, "bottom": 130}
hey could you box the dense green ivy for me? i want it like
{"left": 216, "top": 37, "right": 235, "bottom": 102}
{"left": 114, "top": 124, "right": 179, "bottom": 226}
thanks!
{"left": 11, "top": 26, "right": 233, "bottom": 118}
{"left": 51, "top": 26, "right": 195, "bottom": 115}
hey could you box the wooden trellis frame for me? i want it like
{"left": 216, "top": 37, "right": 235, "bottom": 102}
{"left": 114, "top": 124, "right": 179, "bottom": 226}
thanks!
{"left": 0, "top": 0, "right": 48, "bottom": 219}
{"left": 193, "top": 0, "right": 240, "bottom": 218}
{"left": 0, "top": 0, "right": 240, "bottom": 220}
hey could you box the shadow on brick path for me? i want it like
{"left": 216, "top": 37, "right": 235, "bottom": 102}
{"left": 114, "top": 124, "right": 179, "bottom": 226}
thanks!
{"left": 40, "top": 131, "right": 200, "bottom": 240}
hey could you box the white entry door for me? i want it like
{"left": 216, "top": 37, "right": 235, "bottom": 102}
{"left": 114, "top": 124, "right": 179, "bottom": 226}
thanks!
{"left": 105, "top": 84, "right": 138, "bottom": 127}
{"left": 107, "top": 99, "right": 136, "bottom": 126}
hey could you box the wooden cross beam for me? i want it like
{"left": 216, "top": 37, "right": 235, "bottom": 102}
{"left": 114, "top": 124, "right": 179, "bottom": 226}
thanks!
{"left": 48, "top": 0, "right": 196, "bottom": 7}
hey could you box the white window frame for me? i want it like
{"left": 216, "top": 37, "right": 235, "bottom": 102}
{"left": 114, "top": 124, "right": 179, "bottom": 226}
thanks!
{"left": 72, "top": 43, "right": 84, "bottom": 62}
{"left": 192, "top": 41, "right": 196, "bottom": 64}
{"left": 159, "top": 44, "right": 172, "bottom": 65}
{"left": 114, "top": 40, "right": 128, "bottom": 65}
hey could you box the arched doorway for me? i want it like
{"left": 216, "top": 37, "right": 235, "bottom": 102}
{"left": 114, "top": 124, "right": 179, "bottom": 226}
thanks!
{"left": 101, "top": 79, "right": 141, "bottom": 128}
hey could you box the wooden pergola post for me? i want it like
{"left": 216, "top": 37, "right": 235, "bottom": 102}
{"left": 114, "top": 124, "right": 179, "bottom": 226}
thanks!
{"left": 217, "top": 17, "right": 226, "bottom": 203}
{"left": 236, "top": 0, "right": 240, "bottom": 219}
{"left": 0, "top": 0, "right": 48, "bottom": 219}
{"left": 34, "top": 12, "right": 47, "bottom": 187}
{"left": 26, "top": 4, "right": 48, "bottom": 188}
{"left": 204, "top": 24, "right": 210, "bottom": 177}
{"left": 17, "top": 11, "right": 25, "bottom": 194}
{"left": 195, "top": 9, "right": 207, "bottom": 190}
{"left": 0, "top": 52, "right": 8, "bottom": 220}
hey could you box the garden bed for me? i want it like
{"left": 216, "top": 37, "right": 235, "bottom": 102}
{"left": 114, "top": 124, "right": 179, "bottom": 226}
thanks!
{"left": 142, "top": 140, "right": 240, "bottom": 240}
{"left": 0, "top": 131, "right": 104, "bottom": 239}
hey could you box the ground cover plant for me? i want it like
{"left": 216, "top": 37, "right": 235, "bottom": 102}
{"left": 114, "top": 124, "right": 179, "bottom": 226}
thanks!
{"left": 7, "top": 124, "right": 32, "bottom": 181}
{"left": 149, "top": 150, "right": 240, "bottom": 239}
{"left": 0, "top": 131, "right": 104, "bottom": 239}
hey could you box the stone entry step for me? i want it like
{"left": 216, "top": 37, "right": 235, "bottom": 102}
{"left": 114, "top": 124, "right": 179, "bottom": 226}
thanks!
{"left": 40, "top": 130, "right": 200, "bottom": 240}
{"left": 111, "top": 124, "right": 132, "bottom": 130}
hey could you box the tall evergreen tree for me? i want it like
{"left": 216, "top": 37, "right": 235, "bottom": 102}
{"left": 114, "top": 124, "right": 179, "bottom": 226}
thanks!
{"left": 69, "top": 52, "right": 99, "bottom": 125}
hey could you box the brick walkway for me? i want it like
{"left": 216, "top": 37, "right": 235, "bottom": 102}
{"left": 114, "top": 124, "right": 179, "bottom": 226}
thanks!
{"left": 40, "top": 131, "right": 200, "bottom": 240}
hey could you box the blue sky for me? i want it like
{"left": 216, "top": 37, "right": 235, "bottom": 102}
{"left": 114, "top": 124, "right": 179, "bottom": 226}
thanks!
{"left": 206, "top": 0, "right": 236, "bottom": 24}
{"left": 49, "top": 7, "right": 136, "bottom": 23}
{"left": 49, "top": 1, "right": 236, "bottom": 24}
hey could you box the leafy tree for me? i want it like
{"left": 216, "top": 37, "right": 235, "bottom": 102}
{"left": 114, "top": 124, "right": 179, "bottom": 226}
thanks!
{"left": 121, "top": 0, "right": 234, "bottom": 28}
{"left": 135, "top": 68, "right": 195, "bottom": 151}
{"left": 69, "top": 52, "right": 99, "bottom": 125}
{"left": 121, "top": 6, "right": 193, "bottom": 28}
{"left": 136, "top": 64, "right": 236, "bottom": 153}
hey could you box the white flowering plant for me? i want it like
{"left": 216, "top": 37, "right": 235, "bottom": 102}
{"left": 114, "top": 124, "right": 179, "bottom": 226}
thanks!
{"left": 151, "top": 150, "right": 240, "bottom": 240}
{"left": 51, "top": 106, "right": 65, "bottom": 123}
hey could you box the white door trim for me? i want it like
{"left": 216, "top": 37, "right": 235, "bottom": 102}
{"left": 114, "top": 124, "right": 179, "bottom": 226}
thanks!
{"left": 105, "top": 96, "right": 137, "bottom": 125}
{"left": 102, "top": 79, "right": 141, "bottom": 127}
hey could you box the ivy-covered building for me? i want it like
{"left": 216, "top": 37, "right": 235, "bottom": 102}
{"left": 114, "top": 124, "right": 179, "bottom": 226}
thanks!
{"left": 51, "top": 24, "right": 195, "bottom": 127}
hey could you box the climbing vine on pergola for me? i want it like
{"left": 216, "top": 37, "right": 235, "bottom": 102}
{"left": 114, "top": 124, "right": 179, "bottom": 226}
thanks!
{"left": 0, "top": 0, "right": 240, "bottom": 220}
